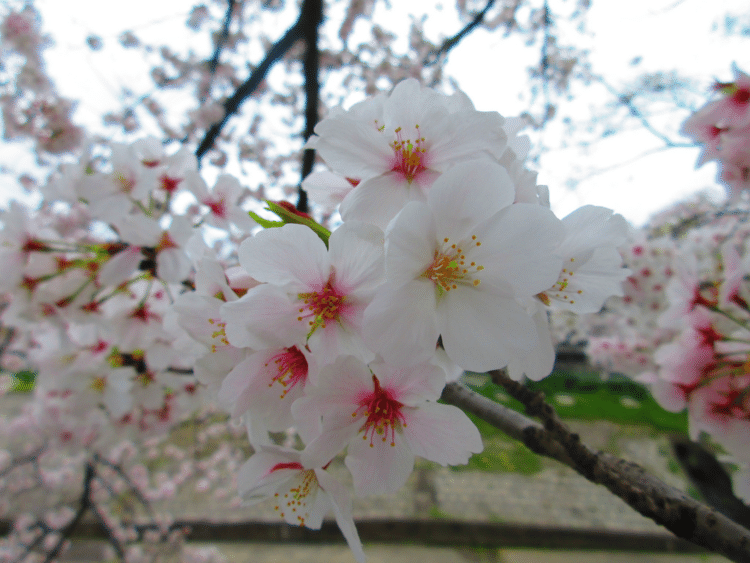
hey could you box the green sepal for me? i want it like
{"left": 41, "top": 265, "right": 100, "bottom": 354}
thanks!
{"left": 247, "top": 210, "right": 284, "bottom": 229}
{"left": 250, "top": 201, "right": 331, "bottom": 247}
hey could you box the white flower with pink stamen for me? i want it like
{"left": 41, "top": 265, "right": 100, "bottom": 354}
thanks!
{"left": 221, "top": 222, "right": 383, "bottom": 366}
{"left": 312, "top": 78, "right": 507, "bottom": 228}
{"left": 237, "top": 445, "right": 365, "bottom": 563}
{"left": 538, "top": 205, "right": 629, "bottom": 314}
{"left": 294, "top": 356, "right": 482, "bottom": 496}
{"left": 218, "top": 345, "right": 315, "bottom": 433}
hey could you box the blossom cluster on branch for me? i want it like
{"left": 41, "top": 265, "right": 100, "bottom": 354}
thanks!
{"left": 0, "top": 76, "right": 629, "bottom": 560}
{"left": 169, "top": 78, "right": 628, "bottom": 559}
{"left": 574, "top": 69, "right": 750, "bottom": 505}
{"left": 7, "top": 2, "right": 750, "bottom": 562}
{"left": 682, "top": 65, "right": 750, "bottom": 200}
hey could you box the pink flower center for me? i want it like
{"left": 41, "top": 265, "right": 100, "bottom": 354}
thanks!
{"left": 205, "top": 198, "right": 227, "bottom": 218}
{"left": 733, "top": 88, "right": 750, "bottom": 106}
{"left": 297, "top": 275, "right": 346, "bottom": 336}
{"left": 354, "top": 375, "right": 406, "bottom": 447}
{"left": 267, "top": 346, "right": 308, "bottom": 398}
{"left": 161, "top": 174, "right": 182, "bottom": 193}
{"left": 390, "top": 125, "right": 427, "bottom": 183}
{"left": 156, "top": 232, "right": 178, "bottom": 252}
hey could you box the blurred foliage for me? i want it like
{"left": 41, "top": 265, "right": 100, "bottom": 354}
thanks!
{"left": 7, "top": 370, "right": 35, "bottom": 393}
{"left": 462, "top": 368, "right": 689, "bottom": 435}
{"left": 458, "top": 436, "right": 544, "bottom": 475}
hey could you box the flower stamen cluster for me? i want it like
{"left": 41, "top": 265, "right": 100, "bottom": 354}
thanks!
{"left": 390, "top": 125, "right": 427, "bottom": 183}
{"left": 354, "top": 375, "right": 406, "bottom": 447}
{"left": 422, "top": 236, "right": 484, "bottom": 296}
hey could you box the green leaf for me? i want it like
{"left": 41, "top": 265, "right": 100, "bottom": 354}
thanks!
{"left": 265, "top": 200, "right": 331, "bottom": 246}
{"left": 247, "top": 210, "right": 284, "bottom": 229}
{"left": 9, "top": 370, "right": 36, "bottom": 393}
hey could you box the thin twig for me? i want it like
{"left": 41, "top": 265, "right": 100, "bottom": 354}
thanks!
{"left": 423, "top": 0, "right": 497, "bottom": 66}
{"left": 207, "top": 0, "right": 236, "bottom": 77}
{"left": 40, "top": 462, "right": 95, "bottom": 563}
{"left": 93, "top": 453, "right": 156, "bottom": 517}
{"left": 595, "top": 75, "right": 689, "bottom": 148}
{"left": 195, "top": 10, "right": 307, "bottom": 161}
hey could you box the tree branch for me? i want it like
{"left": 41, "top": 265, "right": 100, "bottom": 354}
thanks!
{"left": 195, "top": 8, "right": 307, "bottom": 161}
{"left": 207, "top": 0, "right": 236, "bottom": 78}
{"left": 297, "top": 0, "right": 323, "bottom": 213}
{"left": 465, "top": 369, "right": 750, "bottom": 563}
{"left": 441, "top": 382, "right": 573, "bottom": 466}
{"left": 423, "top": 0, "right": 497, "bottom": 67}
{"left": 39, "top": 462, "right": 94, "bottom": 563}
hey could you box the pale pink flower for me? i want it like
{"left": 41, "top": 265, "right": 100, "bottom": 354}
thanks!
{"left": 539, "top": 205, "right": 629, "bottom": 314}
{"left": 237, "top": 445, "right": 365, "bottom": 563}
{"left": 294, "top": 356, "right": 482, "bottom": 496}
{"left": 363, "top": 160, "right": 564, "bottom": 372}
{"left": 312, "top": 78, "right": 507, "bottom": 228}
{"left": 222, "top": 222, "right": 383, "bottom": 365}
{"left": 301, "top": 171, "right": 359, "bottom": 211}
{"left": 189, "top": 174, "right": 255, "bottom": 232}
{"left": 710, "top": 66, "right": 750, "bottom": 129}
{"left": 218, "top": 345, "right": 314, "bottom": 431}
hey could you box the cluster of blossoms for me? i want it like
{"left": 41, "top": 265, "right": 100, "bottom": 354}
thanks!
{"left": 575, "top": 66, "right": 750, "bottom": 504}
{"left": 0, "top": 135, "right": 259, "bottom": 442}
{"left": 0, "top": 398, "right": 247, "bottom": 562}
{"left": 171, "top": 78, "right": 629, "bottom": 560}
{"left": 0, "top": 6, "right": 83, "bottom": 156}
{"left": 579, "top": 191, "right": 750, "bottom": 503}
{"left": 682, "top": 64, "right": 750, "bottom": 200}
{"left": 0, "top": 132, "right": 264, "bottom": 560}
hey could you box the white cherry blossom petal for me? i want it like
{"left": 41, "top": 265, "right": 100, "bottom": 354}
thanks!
{"left": 345, "top": 429, "right": 415, "bottom": 496}
{"left": 427, "top": 160, "right": 515, "bottom": 242}
{"left": 473, "top": 203, "right": 564, "bottom": 296}
{"left": 328, "top": 221, "right": 384, "bottom": 297}
{"left": 363, "top": 280, "right": 439, "bottom": 367}
{"left": 401, "top": 401, "right": 483, "bottom": 465}
{"left": 340, "top": 172, "right": 417, "bottom": 230}
{"left": 238, "top": 224, "right": 328, "bottom": 290}
{"left": 221, "top": 285, "right": 305, "bottom": 349}
{"left": 437, "top": 284, "right": 537, "bottom": 372}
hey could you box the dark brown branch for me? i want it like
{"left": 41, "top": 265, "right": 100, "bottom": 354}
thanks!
{"left": 441, "top": 382, "right": 573, "bottom": 466}
{"left": 481, "top": 369, "right": 750, "bottom": 563}
{"left": 40, "top": 463, "right": 94, "bottom": 563}
{"left": 297, "top": 0, "right": 323, "bottom": 213}
{"left": 423, "top": 0, "right": 497, "bottom": 66}
{"left": 195, "top": 9, "right": 307, "bottom": 161}
{"left": 207, "top": 0, "right": 236, "bottom": 78}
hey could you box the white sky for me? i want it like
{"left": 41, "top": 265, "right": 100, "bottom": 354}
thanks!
{"left": 6, "top": 0, "right": 750, "bottom": 225}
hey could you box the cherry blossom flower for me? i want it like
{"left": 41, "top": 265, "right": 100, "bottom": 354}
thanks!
{"left": 294, "top": 356, "right": 482, "bottom": 496}
{"left": 218, "top": 345, "right": 315, "bottom": 433}
{"left": 312, "top": 78, "right": 507, "bottom": 228}
{"left": 363, "top": 160, "right": 564, "bottom": 372}
{"left": 538, "top": 205, "right": 629, "bottom": 314}
{"left": 222, "top": 222, "right": 383, "bottom": 365}
{"left": 237, "top": 445, "right": 365, "bottom": 563}
{"left": 188, "top": 174, "right": 255, "bottom": 232}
